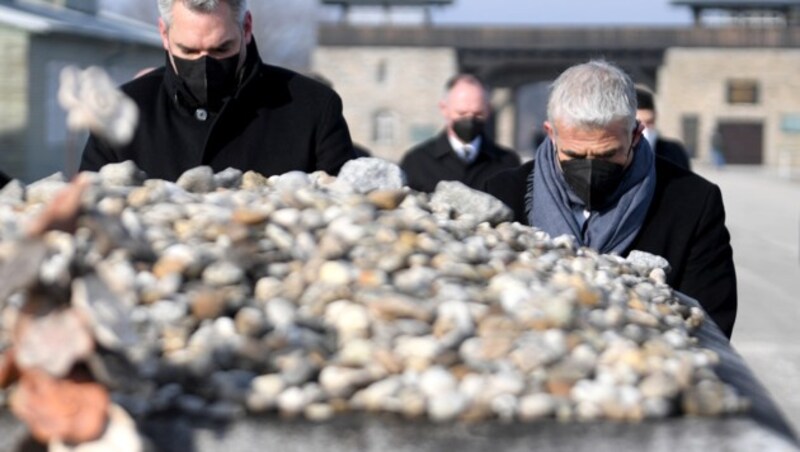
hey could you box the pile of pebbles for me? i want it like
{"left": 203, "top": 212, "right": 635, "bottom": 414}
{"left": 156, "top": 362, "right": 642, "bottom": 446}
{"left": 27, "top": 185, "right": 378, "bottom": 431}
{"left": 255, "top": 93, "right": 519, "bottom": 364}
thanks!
{"left": 0, "top": 158, "right": 747, "bottom": 429}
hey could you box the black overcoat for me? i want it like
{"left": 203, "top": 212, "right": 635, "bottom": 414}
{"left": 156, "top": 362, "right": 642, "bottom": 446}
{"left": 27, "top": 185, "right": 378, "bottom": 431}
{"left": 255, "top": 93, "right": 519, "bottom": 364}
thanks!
{"left": 80, "top": 42, "right": 355, "bottom": 181}
{"left": 483, "top": 157, "right": 737, "bottom": 338}
{"left": 400, "top": 132, "right": 521, "bottom": 193}
{"left": 655, "top": 136, "right": 692, "bottom": 171}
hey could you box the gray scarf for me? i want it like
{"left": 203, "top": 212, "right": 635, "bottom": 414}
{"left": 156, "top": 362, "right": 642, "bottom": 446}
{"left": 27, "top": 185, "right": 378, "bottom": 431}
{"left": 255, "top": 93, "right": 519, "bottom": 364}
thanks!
{"left": 527, "top": 137, "right": 656, "bottom": 254}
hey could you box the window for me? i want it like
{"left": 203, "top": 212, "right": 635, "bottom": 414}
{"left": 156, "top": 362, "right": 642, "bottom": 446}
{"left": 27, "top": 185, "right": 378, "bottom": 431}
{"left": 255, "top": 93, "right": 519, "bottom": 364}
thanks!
{"left": 681, "top": 114, "right": 699, "bottom": 157}
{"left": 410, "top": 124, "right": 438, "bottom": 143}
{"left": 727, "top": 79, "right": 759, "bottom": 105}
{"left": 376, "top": 59, "right": 387, "bottom": 84}
{"left": 372, "top": 110, "right": 395, "bottom": 146}
{"left": 780, "top": 114, "right": 800, "bottom": 134}
{"left": 46, "top": 61, "right": 70, "bottom": 147}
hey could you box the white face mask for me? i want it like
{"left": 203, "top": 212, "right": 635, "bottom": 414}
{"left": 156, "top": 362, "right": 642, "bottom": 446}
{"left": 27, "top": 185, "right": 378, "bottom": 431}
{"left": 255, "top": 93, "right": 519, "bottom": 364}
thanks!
{"left": 642, "top": 127, "right": 658, "bottom": 151}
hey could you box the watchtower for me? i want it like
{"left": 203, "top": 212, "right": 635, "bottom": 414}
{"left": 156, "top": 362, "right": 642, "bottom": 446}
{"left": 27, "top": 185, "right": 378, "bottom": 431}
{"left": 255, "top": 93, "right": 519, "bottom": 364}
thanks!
{"left": 671, "top": 0, "right": 800, "bottom": 26}
{"left": 321, "top": 0, "right": 453, "bottom": 25}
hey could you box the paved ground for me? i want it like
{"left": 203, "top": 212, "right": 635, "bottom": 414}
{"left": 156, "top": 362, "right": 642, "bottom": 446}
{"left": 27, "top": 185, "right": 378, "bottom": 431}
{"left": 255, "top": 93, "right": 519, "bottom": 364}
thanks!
{"left": 695, "top": 164, "right": 800, "bottom": 434}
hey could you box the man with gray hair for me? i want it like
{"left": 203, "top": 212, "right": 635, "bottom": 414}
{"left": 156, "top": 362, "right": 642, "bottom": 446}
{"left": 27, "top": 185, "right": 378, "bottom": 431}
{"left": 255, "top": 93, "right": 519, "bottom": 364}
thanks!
{"left": 80, "top": 0, "right": 355, "bottom": 180}
{"left": 483, "top": 60, "right": 737, "bottom": 338}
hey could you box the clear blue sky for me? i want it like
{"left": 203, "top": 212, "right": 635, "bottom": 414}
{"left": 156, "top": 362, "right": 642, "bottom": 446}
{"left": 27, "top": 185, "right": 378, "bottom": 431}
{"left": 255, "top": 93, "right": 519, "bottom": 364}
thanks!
{"left": 431, "top": 0, "right": 694, "bottom": 26}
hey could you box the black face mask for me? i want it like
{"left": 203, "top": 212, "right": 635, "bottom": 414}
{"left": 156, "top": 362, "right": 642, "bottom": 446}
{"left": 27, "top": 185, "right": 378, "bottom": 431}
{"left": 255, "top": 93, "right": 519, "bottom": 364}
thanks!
{"left": 172, "top": 52, "right": 242, "bottom": 110}
{"left": 452, "top": 117, "right": 485, "bottom": 143}
{"left": 560, "top": 158, "right": 626, "bottom": 210}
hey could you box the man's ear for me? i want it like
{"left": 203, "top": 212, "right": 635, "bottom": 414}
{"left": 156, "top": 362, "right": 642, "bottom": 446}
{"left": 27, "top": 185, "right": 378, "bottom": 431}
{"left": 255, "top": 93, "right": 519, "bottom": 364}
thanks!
{"left": 631, "top": 120, "right": 645, "bottom": 147}
{"left": 543, "top": 121, "right": 555, "bottom": 141}
{"left": 158, "top": 18, "right": 170, "bottom": 51}
{"left": 438, "top": 99, "right": 449, "bottom": 121}
{"left": 243, "top": 11, "right": 254, "bottom": 44}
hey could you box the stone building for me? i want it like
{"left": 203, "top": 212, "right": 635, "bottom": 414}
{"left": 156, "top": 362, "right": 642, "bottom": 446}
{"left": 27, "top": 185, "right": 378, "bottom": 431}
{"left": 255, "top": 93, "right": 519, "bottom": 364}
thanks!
{"left": 313, "top": 43, "right": 458, "bottom": 162}
{"left": 658, "top": 47, "right": 800, "bottom": 168}
{"left": 314, "top": 0, "right": 800, "bottom": 172}
{"left": 0, "top": 0, "right": 162, "bottom": 182}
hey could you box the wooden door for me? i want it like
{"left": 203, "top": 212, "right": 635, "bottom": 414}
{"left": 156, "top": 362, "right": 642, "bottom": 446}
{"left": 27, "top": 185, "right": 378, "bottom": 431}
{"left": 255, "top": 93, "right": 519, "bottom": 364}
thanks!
{"left": 717, "top": 121, "right": 763, "bottom": 164}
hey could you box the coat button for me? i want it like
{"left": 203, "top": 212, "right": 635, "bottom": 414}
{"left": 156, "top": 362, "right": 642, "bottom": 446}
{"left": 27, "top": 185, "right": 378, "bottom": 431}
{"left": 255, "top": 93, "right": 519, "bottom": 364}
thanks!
{"left": 195, "top": 109, "right": 208, "bottom": 121}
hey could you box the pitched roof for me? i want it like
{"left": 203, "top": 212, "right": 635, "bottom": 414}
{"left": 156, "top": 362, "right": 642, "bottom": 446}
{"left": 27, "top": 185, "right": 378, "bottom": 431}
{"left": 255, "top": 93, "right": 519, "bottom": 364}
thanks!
{"left": 0, "top": 0, "right": 160, "bottom": 46}
{"left": 671, "top": 0, "right": 800, "bottom": 8}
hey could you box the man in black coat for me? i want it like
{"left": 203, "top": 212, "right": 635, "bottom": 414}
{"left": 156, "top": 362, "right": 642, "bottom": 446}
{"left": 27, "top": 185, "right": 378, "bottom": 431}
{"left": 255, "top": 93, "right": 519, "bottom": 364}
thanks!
{"left": 636, "top": 85, "right": 692, "bottom": 171}
{"left": 80, "top": 0, "right": 355, "bottom": 181}
{"left": 483, "top": 61, "right": 737, "bottom": 338}
{"left": 400, "top": 74, "right": 520, "bottom": 193}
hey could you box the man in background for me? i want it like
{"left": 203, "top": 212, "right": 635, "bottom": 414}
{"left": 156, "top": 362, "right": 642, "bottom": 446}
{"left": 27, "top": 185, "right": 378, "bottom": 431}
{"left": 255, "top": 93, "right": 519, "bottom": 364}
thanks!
{"left": 400, "top": 74, "right": 520, "bottom": 193}
{"left": 636, "top": 85, "right": 691, "bottom": 170}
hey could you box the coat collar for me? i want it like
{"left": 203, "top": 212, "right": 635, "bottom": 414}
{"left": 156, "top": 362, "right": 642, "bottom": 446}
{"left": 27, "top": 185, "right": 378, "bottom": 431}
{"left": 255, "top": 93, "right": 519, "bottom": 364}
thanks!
{"left": 432, "top": 131, "right": 504, "bottom": 161}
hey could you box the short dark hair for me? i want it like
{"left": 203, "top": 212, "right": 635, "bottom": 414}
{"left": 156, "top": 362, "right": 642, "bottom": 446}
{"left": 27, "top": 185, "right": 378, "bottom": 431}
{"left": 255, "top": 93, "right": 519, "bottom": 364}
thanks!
{"left": 635, "top": 85, "right": 656, "bottom": 111}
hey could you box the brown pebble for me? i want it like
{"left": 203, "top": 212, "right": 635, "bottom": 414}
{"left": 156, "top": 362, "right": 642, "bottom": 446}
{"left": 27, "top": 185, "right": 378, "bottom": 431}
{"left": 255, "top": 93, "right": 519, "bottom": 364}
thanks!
{"left": 153, "top": 256, "right": 188, "bottom": 279}
{"left": 11, "top": 368, "right": 110, "bottom": 445}
{"left": 232, "top": 209, "right": 270, "bottom": 226}
{"left": 367, "top": 190, "right": 407, "bottom": 210}
{"left": 190, "top": 290, "right": 227, "bottom": 320}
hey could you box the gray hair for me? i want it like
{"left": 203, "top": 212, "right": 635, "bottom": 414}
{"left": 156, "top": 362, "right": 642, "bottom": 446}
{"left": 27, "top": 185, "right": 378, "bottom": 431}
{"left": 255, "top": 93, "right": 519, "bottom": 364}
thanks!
{"left": 442, "top": 73, "right": 490, "bottom": 107}
{"left": 547, "top": 60, "right": 637, "bottom": 132}
{"left": 445, "top": 73, "right": 487, "bottom": 93}
{"left": 158, "top": 0, "right": 249, "bottom": 28}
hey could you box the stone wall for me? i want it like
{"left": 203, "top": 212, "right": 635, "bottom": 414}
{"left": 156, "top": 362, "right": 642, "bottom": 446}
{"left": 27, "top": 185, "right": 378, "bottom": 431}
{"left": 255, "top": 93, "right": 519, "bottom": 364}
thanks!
{"left": 312, "top": 46, "right": 458, "bottom": 162}
{"left": 658, "top": 48, "right": 800, "bottom": 168}
{"left": 0, "top": 28, "right": 30, "bottom": 179}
